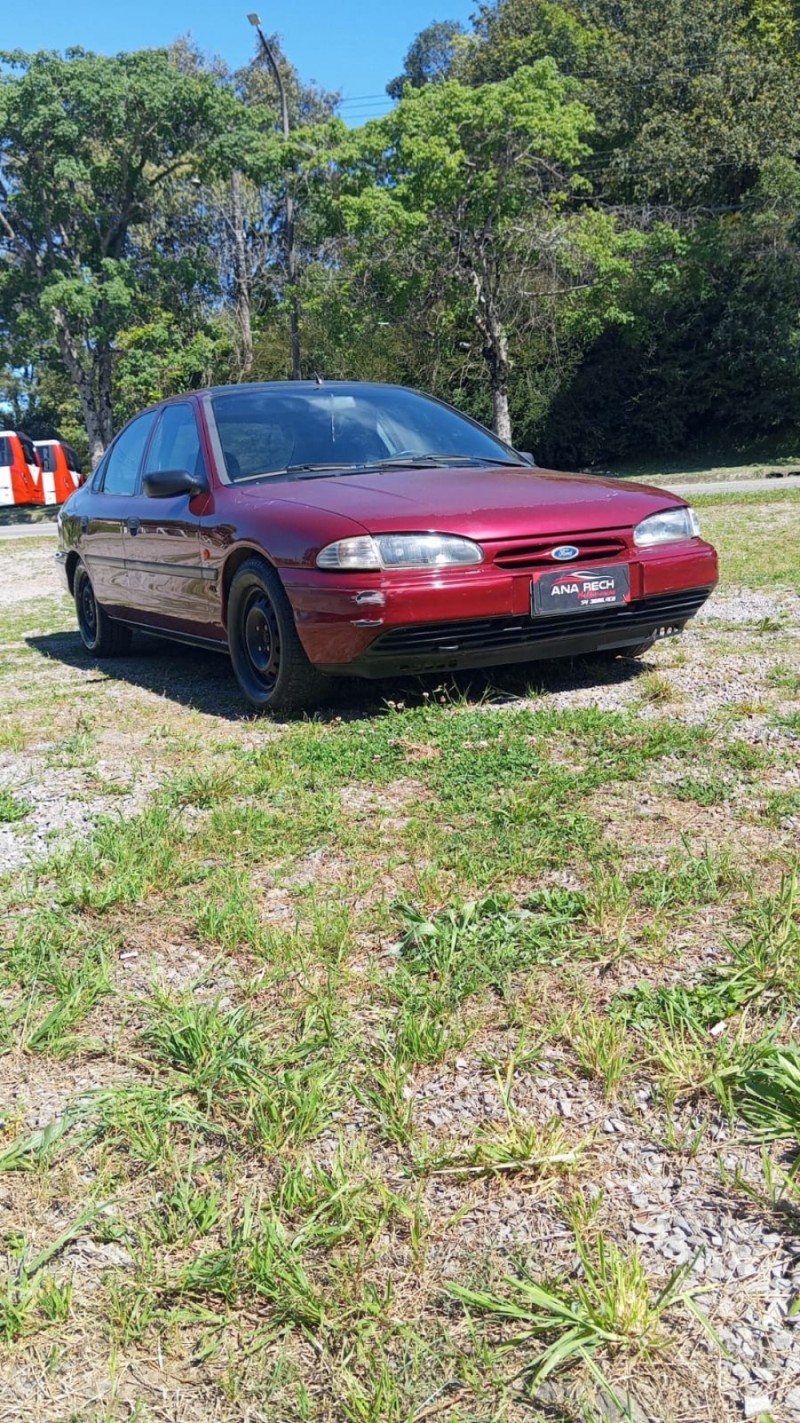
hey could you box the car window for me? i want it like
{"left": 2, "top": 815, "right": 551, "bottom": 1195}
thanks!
{"left": 102, "top": 412, "right": 157, "bottom": 495}
{"left": 65, "top": 445, "right": 82, "bottom": 475}
{"left": 145, "top": 404, "right": 205, "bottom": 480}
{"left": 38, "top": 445, "right": 57, "bottom": 473}
{"left": 0, "top": 437, "right": 10, "bottom": 465}
{"left": 90, "top": 449, "right": 111, "bottom": 489}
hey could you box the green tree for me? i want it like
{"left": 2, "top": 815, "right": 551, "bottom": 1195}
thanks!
{"left": 336, "top": 62, "right": 594, "bottom": 441}
{"left": 583, "top": 0, "right": 800, "bottom": 206}
{"left": 466, "top": 0, "right": 601, "bottom": 83}
{"left": 387, "top": 20, "right": 468, "bottom": 98}
{"left": 0, "top": 48, "right": 252, "bottom": 464}
{"left": 463, "top": 0, "right": 800, "bottom": 204}
{"left": 541, "top": 159, "right": 800, "bottom": 462}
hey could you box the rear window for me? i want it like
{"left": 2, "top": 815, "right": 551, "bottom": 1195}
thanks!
{"left": 0, "top": 437, "right": 10, "bottom": 466}
{"left": 38, "top": 445, "right": 57, "bottom": 473}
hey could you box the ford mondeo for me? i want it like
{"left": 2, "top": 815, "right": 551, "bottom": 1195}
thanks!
{"left": 56, "top": 382, "right": 718, "bottom": 712}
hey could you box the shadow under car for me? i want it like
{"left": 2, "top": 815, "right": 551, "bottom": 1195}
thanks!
{"left": 25, "top": 628, "right": 651, "bottom": 722}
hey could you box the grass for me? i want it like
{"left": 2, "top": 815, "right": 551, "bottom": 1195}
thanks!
{"left": 568, "top": 1009, "right": 636, "bottom": 1098}
{"left": 608, "top": 437, "right": 800, "bottom": 482}
{"left": 695, "top": 490, "right": 800, "bottom": 592}
{"left": 0, "top": 788, "right": 30, "bottom": 822}
{"left": 419, "top": 1117, "right": 583, "bottom": 1183}
{"left": 449, "top": 1227, "right": 717, "bottom": 1407}
{"left": 0, "top": 1205, "right": 101, "bottom": 1344}
{"left": 0, "top": 493, "right": 799, "bottom": 1419}
{"left": 736, "top": 1047, "right": 800, "bottom": 1151}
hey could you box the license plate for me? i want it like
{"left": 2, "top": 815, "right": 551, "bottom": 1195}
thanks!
{"left": 531, "top": 563, "right": 631, "bottom": 616}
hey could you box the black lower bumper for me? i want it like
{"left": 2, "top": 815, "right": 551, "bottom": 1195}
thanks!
{"left": 322, "top": 586, "right": 713, "bottom": 679}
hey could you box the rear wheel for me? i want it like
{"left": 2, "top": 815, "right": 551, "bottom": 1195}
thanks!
{"left": 74, "top": 565, "right": 132, "bottom": 657}
{"left": 227, "top": 557, "right": 328, "bottom": 714}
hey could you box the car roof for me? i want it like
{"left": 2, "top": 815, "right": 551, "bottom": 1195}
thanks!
{"left": 176, "top": 380, "right": 414, "bottom": 401}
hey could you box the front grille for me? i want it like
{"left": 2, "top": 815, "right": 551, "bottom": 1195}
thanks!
{"left": 367, "top": 588, "right": 711, "bottom": 659}
{"left": 492, "top": 533, "right": 628, "bottom": 570}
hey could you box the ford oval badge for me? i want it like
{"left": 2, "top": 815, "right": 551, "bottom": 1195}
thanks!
{"left": 551, "top": 544, "right": 579, "bottom": 561}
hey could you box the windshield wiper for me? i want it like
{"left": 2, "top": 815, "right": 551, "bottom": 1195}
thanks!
{"left": 234, "top": 454, "right": 522, "bottom": 483}
{"left": 283, "top": 462, "right": 359, "bottom": 473}
{"left": 362, "top": 453, "right": 521, "bottom": 469}
{"left": 233, "top": 463, "right": 357, "bottom": 482}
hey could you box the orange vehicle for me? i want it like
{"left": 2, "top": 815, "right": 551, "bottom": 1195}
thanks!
{"left": 0, "top": 429, "right": 44, "bottom": 507}
{"left": 34, "top": 439, "right": 84, "bottom": 505}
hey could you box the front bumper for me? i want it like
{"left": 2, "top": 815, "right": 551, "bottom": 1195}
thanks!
{"left": 347, "top": 585, "right": 712, "bottom": 677}
{"left": 283, "top": 541, "right": 719, "bottom": 677}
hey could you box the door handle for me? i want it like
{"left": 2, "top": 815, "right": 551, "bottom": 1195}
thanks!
{"left": 126, "top": 518, "right": 141, "bottom": 536}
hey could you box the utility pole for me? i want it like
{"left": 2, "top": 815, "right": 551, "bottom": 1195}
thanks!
{"left": 247, "top": 12, "right": 301, "bottom": 380}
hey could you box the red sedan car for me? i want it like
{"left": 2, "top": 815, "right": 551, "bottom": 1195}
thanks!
{"left": 56, "top": 381, "right": 718, "bottom": 712}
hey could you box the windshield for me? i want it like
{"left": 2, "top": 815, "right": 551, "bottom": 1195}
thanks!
{"left": 208, "top": 385, "right": 519, "bottom": 482}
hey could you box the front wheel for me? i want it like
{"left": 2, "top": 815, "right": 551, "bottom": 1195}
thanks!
{"left": 583, "top": 639, "right": 657, "bottom": 664}
{"left": 610, "top": 639, "right": 657, "bottom": 660}
{"left": 227, "top": 557, "right": 328, "bottom": 714}
{"left": 74, "top": 564, "right": 131, "bottom": 657}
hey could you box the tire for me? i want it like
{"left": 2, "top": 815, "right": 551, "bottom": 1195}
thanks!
{"left": 74, "top": 564, "right": 132, "bottom": 657}
{"left": 572, "top": 640, "right": 656, "bottom": 672}
{"left": 227, "top": 556, "right": 327, "bottom": 714}
{"left": 611, "top": 639, "right": 657, "bottom": 660}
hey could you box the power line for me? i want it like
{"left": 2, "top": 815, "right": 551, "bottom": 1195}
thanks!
{"left": 335, "top": 93, "right": 392, "bottom": 104}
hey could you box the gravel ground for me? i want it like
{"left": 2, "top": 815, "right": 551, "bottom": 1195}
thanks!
{"left": 1, "top": 542, "right": 798, "bottom": 877}
{"left": 1, "top": 540, "right": 799, "bottom": 1421}
{"left": 406, "top": 1053, "right": 800, "bottom": 1420}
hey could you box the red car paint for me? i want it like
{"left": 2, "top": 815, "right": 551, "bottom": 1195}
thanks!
{"left": 56, "top": 382, "right": 718, "bottom": 697}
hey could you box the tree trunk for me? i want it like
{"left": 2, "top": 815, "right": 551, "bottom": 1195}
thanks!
{"left": 52, "top": 310, "right": 107, "bottom": 467}
{"left": 486, "top": 336, "right": 512, "bottom": 445}
{"left": 469, "top": 265, "right": 513, "bottom": 444}
{"left": 230, "top": 170, "right": 253, "bottom": 377}
{"left": 97, "top": 340, "right": 115, "bottom": 449}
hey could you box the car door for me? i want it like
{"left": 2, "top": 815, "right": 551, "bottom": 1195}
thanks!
{"left": 121, "top": 402, "right": 211, "bottom": 634}
{"left": 82, "top": 411, "right": 157, "bottom": 616}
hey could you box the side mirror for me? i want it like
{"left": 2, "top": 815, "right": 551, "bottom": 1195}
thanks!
{"left": 143, "top": 468, "right": 207, "bottom": 499}
{"left": 515, "top": 450, "right": 537, "bottom": 467}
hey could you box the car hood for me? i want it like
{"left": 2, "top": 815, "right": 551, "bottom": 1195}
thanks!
{"left": 241, "top": 463, "right": 685, "bottom": 539}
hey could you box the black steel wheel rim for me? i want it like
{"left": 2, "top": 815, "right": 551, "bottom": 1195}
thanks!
{"left": 242, "top": 589, "right": 281, "bottom": 691}
{"left": 78, "top": 576, "right": 97, "bottom": 643}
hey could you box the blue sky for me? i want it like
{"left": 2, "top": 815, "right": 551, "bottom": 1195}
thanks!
{"left": 2, "top": 1, "right": 478, "bottom": 121}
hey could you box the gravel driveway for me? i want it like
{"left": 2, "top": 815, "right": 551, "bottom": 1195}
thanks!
{"left": 1, "top": 530, "right": 799, "bottom": 1423}
{"left": 2, "top": 538, "right": 798, "bottom": 876}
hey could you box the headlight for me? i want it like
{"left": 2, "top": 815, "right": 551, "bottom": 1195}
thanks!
{"left": 633, "top": 507, "right": 700, "bottom": 547}
{"left": 316, "top": 533, "right": 484, "bottom": 571}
